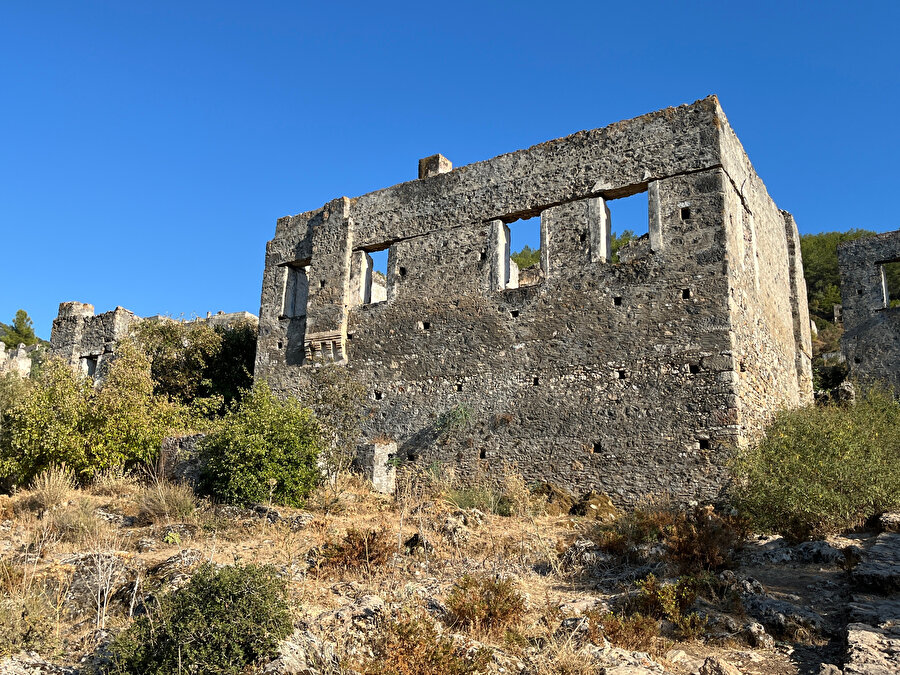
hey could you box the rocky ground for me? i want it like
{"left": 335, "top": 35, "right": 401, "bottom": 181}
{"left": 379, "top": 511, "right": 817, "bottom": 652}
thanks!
{"left": 0, "top": 473, "right": 897, "bottom": 675}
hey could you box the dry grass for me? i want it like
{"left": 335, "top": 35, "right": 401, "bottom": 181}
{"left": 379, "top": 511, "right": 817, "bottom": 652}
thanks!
{"left": 136, "top": 480, "right": 196, "bottom": 524}
{"left": 445, "top": 574, "right": 527, "bottom": 634}
{"left": 26, "top": 464, "right": 76, "bottom": 513}
{"left": 90, "top": 467, "right": 139, "bottom": 497}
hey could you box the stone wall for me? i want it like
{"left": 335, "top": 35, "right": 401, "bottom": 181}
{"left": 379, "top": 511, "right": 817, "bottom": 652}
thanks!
{"left": 0, "top": 342, "right": 37, "bottom": 378}
{"left": 838, "top": 230, "right": 900, "bottom": 391}
{"left": 255, "top": 96, "right": 813, "bottom": 505}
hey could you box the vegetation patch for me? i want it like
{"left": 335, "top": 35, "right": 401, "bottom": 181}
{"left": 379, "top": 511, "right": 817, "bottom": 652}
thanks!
{"left": 445, "top": 574, "right": 526, "bottom": 634}
{"left": 359, "top": 613, "right": 490, "bottom": 675}
{"left": 199, "top": 382, "right": 322, "bottom": 507}
{"left": 316, "top": 528, "right": 393, "bottom": 575}
{"left": 105, "top": 563, "right": 291, "bottom": 675}
{"left": 733, "top": 386, "right": 900, "bottom": 540}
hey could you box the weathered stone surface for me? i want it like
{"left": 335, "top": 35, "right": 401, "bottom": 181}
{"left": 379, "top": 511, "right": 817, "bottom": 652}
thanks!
{"left": 698, "top": 656, "right": 742, "bottom": 675}
{"left": 254, "top": 96, "right": 813, "bottom": 505}
{"left": 853, "top": 533, "right": 900, "bottom": 593}
{"left": 352, "top": 440, "right": 396, "bottom": 494}
{"left": 0, "top": 342, "right": 38, "bottom": 378}
{"left": 838, "top": 229, "right": 900, "bottom": 391}
{"left": 844, "top": 622, "right": 900, "bottom": 675}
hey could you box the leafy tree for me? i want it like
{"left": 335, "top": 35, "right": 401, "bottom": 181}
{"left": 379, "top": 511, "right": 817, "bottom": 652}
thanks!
{"left": 611, "top": 230, "right": 635, "bottom": 262}
{"left": 199, "top": 382, "right": 322, "bottom": 507}
{"left": 510, "top": 245, "right": 540, "bottom": 269}
{"left": 0, "top": 310, "right": 38, "bottom": 348}
{"left": 133, "top": 318, "right": 257, "bottom": 410}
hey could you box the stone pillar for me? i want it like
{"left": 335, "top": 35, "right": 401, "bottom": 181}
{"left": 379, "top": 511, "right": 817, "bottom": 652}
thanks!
{"left": 355, "top": 440, "right": 397, "bottom": 495}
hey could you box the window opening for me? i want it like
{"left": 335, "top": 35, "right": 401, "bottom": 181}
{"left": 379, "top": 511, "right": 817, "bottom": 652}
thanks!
{"left": 505, "top": 215, "right": 543, "bottom": 289}
{"left": 698, "top": 439, "right": 710, "bottom": 450}
{"left": 617, "top": 369, "right": 627, "bottom": 380}
{"left": 607, "top": 190, "right": 649, "bottom": 262}
{"left": 682, "top": 288, "right": 692, "bottom": 299}
{"left": 360, "top": 248, "right": 390, "bottom": 305}
{"left": 689, "top": 364, "right": 701, "bottom": 374}
{"left": 880, "top": 261, "right": 900, "bottom": 308}
{"left": 680, "top": 206, "right": 691, "bottom": 220}
{"left": 613, "top": 296, "right": 622, "bottom": 306}
{"left": 479, "top": 449, "right": 487, "bottom": 459}
{"left": 81, "top": 355, "right": 98, "bottom": 378}
{"left": 281, "top": 262, "right": 310, "bottom": 318}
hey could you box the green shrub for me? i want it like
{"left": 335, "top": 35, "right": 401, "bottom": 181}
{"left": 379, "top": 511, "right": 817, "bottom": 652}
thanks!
{"left": 732, "top": 386, "right": 900, "bottom": 540}
{"left": 632, "top": 574, "right": 707, "bottom": 640}
{"left": 105, "top": 563, "right": 291, "bottom": 675}
{"left": 200, "top": 382, "right": 322, "bottom": 507}
{"left": 359, "top": 613, "right": 490, "bottom": 675}
{"left": 445, "top": 574, "right": 526, "bottom": 633}
{"left": 585, "top": 610, "right": 663, "bottom": 653}
{"left": 0, "top": 589, "right": 57, "bottom": 657}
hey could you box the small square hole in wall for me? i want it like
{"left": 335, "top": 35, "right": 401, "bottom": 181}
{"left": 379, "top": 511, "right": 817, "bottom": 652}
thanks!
{"left": 858, "top": 289, "right": 863, "bottom": 295}
{"left": 689, "top": 364, "right": 701, "bottom": 374}
{"left": 533, "top": 376, "right": 540, "bottom": 386}
{"left": 698, "top": 439, "right": 710, "bottom": 450}
{"left": 277, "top": 340, "right": 283, "bottom": 349}
{"left": 854, "top": 357, "right": 861, "bottom": 364}
{"left": 456, "top": 383, "right": 463, "bottom": 392}
{"left": 374, "top": 390, "right": 383, "bottom": 400}
{"left": 480, "top": 250, "right": 487, "bottom": 261}
{"left": 580, "top": 232, "right": 587, "bottom": 243}
{"left": 592, "top": 441, "right": 602, "bottom": 454}
{"left": 319, "top": 279, "right": 326, "bottom": 289}
{"left": 680, "top": 207, "right": 691, "bottom": 220}
{"left": 613, "top": 296, "right": 622, "bottom": 306}
{"left": 617, "top": 369, "right": 626, "bottom": 380}
{"left": 479, "top": 448, "right": 487, "bottom": 460}
{"left": 510, "top": 310, "right": 520, "bottom": 318}
{"left": 682, "top": 288, "right": 692, "bottom": 299}
{"left": 417, "top": 320, "right": 431, "bottom": 331}
{"left": 407, "top": 452, "right": 419, "bottom": 462}
{"left": 740, "top": 361, "right": 746, "bottom": 372}
{"left": 399, "top": 266, "right": 407, "bottom": 277}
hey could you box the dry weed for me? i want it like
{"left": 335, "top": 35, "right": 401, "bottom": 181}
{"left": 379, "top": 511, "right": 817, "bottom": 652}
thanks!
{"left": 136, "top": 480, "right": 196, "bottom": 524}
{"left": 27, "top": 464, "right": 76, "bottom": 513}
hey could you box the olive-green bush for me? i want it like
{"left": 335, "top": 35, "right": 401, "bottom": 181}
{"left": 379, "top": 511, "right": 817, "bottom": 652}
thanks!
{"left": 0, "top": 344, "right": 187, "bottom": 487}
{"left": 733, "top": 386, "right": 900, "bottom": 540}
{"left": 106, "top": 563, "right": 291, "bottom": 675}
{"left": 199, "top": 382, "right": 322, "bottom": 507}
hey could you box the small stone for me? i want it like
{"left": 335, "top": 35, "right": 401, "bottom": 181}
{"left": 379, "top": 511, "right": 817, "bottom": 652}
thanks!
{"left": 698, "top": 656, "right": 742, "bottom": 675}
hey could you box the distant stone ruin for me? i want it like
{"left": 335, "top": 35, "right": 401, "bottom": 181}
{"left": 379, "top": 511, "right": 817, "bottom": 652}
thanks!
{"left": 50, "top": 302, "right": 258, "bottom": 380}
{"left": 254, "top": 96, "right": 813, "bottom": 505}
{"left": 838, "top": 229, "right": 900, "bottom": 391}
{"left": 0, "top": 342, "right": 39, "bottom": 378}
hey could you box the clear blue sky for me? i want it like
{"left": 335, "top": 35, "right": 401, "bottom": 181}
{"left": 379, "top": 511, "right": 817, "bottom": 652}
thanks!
{"left": 2, "top": 1, "right": 898, "bottom": 339}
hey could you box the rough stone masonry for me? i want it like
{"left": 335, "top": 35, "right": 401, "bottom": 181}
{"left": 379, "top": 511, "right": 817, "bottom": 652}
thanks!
{"left": 255, "top": 96, "right": 813, "bottom": 504}
{"left": 838, "top": 229, "right": 900, "bottom": 392}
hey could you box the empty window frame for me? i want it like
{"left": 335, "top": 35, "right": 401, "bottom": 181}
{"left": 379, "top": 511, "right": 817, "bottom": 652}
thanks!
{"left": 605, "top": 189, "right": 650, "bottom": 262}
{"left": 281, "top": 261, "right": 310, "bottom": 318}
{"left": 359, "top": 247, "right": 390, "bottom": 305}
{"left": 880, "top": 260, "right": 900, "bottom": 308}
{"left": 498, "top": 214, "right": 544, "bottom": 290}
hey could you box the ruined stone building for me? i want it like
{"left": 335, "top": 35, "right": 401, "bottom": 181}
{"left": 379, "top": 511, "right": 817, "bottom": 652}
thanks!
{"left": 838, "top": 229, "right": 900, "bottom": 391}
{"left": 50, "top": 302, "right": 257, "bottom": 380}
{"left": 0, "top": 342, "right": 38, "bottom": 378}
{"left": 254, "top": 96, "right": 813, "bottom": 504}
